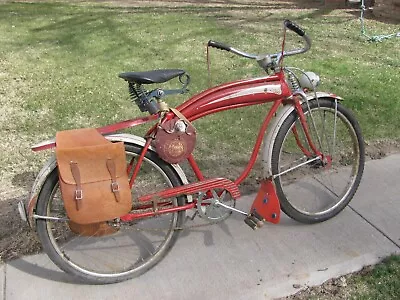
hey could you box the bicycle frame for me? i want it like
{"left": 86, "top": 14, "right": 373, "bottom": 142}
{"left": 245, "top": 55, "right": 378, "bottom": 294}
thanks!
{"left": 178, "top": 72, "right": 292, "bottom": 185}
{"left": 113, "top": 71, "right": 323, "bottom": 221}
{"left": 25, "top": 19, "right": 332, "bottom": 227}
{"left": 25, "top": 67, "right": 329, "bottom": 227}
{"left": 25, "top": 69, "right": 322, "bottom": 227}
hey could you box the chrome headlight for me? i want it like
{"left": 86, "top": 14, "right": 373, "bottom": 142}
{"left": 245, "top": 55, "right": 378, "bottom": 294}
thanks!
{"left": 299, "top": 71, "right": 320, "bottom": 91}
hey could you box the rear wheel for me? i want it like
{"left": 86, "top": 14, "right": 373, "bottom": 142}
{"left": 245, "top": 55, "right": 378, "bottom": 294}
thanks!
{"left": 36, "top": 144, "right": 185, "bottom": 284}
{"left": 271, "top": 99, "right": 365, "bottom": 223}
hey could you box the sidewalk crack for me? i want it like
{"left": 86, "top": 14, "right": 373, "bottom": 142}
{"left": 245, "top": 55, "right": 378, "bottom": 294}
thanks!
{"left": 3, "top": 264, "right": 6, "bottom": 300}
{"left": 349, "top": 205, "right": 400, "bottom": 249}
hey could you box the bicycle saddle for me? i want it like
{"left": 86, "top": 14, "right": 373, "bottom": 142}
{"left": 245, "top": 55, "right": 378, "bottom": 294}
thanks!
{"left": 119, "top": 69, "right": 185, "bottom": 84}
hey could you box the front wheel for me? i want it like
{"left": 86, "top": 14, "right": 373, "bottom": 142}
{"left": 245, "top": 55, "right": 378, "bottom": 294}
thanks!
{"left": 271, "top": 99, "right": 365, "bottom": 223}
{"left": 36, "top": 143, "right": 186, "bottom": 284}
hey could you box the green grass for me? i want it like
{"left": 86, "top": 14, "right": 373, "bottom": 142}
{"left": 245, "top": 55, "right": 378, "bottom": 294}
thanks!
{"left": 1, "top": 2, "right": 399, "bottom": 136}
{"left": 348, "top": 255, "right": 400, "bottom": 299}
{"left": 298, "top": 255, "right": 400, "bottom": 299}
{"left": 1, "top": 0, "right": 399, "bottom": 192}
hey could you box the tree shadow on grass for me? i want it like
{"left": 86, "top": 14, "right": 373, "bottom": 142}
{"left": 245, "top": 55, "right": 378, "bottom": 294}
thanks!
{"left": 11, "top": 1, "right": 345, "bottom": 52}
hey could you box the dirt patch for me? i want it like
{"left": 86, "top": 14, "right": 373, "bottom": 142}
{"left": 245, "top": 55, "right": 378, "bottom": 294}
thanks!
{"left": 365, "top": 138, "right": 400, "bottom": 159}
{"left": 279, "top": 265, "right": 375, "bottom": 300}
{"left": 0, "top": 171, "right": 42, "bottom": 262}
{"left": 0, "top": 196, "right": 41, "bottom": 262}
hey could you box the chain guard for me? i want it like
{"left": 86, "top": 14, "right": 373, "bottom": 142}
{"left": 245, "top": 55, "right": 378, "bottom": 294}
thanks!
{"left": 196, "top": 190, "right": 236, "bottom": 223}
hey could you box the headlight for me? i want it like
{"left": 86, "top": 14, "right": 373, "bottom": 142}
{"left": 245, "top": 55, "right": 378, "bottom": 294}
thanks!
{"left": 299, "top": 71, "right": 320, "bottom": 90}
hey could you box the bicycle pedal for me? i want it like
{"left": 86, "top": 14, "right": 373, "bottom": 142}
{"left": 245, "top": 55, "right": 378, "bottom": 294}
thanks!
{"left": 244, "top": 214, "right": 264, "bottom": 230}
{"left": 251, "top": 210, "right": 264, "bottom": 223}
{"left": 249, "top": 213, "right": 264, "bottom": 228}
{"left": 244, "top": 216, "right": 258, "bottom": 230}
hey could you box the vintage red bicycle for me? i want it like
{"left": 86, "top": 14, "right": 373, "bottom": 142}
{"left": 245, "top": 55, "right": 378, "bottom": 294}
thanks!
{"left": 18, "top": 20, "right": 365, "bottom": 284}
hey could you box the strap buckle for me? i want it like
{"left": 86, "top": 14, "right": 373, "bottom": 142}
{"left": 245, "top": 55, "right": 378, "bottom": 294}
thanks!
{"left": 111, "top": 182, "right": 120, "bottom": 193}
{"left": 75, "top": 189, "right": 83, "bottom": 200}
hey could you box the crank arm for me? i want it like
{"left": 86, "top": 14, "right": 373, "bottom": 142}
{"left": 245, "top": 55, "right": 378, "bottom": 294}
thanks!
{"left": 213, "top": 199, "right": 248, "bottom": 216}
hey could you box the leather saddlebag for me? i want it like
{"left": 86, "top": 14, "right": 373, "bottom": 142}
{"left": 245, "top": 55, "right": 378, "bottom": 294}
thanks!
{"left": 55, "top": 128, "right": 132, "bottom": 226}
{"left": 154, "top": 108, "right": 196, "bottom": 164}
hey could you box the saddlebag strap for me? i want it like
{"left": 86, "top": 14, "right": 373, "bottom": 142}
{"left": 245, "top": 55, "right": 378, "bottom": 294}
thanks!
{"left": 106, "top": 159, "right": 121, "bottom": 202}
{"left": 170, "top": 108, "right": 196, "bottom": 133}
{"left": 70, "top": 162, "right": 83, "bottom": 211}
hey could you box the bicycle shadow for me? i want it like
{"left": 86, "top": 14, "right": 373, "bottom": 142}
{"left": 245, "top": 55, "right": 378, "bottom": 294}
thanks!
{"left": 5, "top": 159, "right": 305, "bottom": 284}
{"left": 7, "top": 256, "right": 84, "bottom": 285}
{"left": 179, "top": 215, "right": 234, "bottom": 246}
{"left": 178, "top": 197, "right": 303, "bottom": 247}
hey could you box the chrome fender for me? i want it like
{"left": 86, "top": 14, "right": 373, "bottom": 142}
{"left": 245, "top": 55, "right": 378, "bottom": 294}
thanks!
{"left": 25, "top": 133, "right": 191, "bottom": 229}
{"left": 262, "top": 92, "right": 342, "bottom": 178}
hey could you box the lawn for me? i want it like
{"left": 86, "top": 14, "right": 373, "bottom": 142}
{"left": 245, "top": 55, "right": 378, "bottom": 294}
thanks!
{"left": 0, "top": 0, "right": 399, "bottom": 298}
{"left": 1, "top": 2, "right": 399, "bottom": 190}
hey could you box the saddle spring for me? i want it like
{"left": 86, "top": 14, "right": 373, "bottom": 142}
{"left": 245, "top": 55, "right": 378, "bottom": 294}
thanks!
{"left": 287, "top": 72, "right": 300, "bottom": 92}
{"left": 128, "top": 83, "right": 159, "bottom": 114}
{"left": 128, "top": 83, "right": 150, "bottom": 112}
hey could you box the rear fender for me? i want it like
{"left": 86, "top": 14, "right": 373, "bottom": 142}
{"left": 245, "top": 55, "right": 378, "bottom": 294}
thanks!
{"left": 262, "top": 92, "right": 342, "bottom": 178}
{"left": 26, "top": 134, "right": 191, "bottom": 229}
{"left": 30, "top": 114, "right": 158, "bottom": 152}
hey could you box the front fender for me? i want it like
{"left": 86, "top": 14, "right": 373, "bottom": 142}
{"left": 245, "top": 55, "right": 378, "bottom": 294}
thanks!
{"left": 24, "top": 133, "right": 191, "bottom": 229}
{"left": 262, "top": 92, "right": 342, "bottom": 178}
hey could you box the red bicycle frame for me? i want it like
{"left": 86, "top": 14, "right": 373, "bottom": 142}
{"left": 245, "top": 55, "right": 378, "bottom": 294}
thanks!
{"left": 94, "top": 70, "right": 321, "bottom": 222}
{"left": 28, "top": 22, "right": 324, "bottom": 226}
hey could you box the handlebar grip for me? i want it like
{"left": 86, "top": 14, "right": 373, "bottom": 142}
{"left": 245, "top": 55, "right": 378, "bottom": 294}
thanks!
{"left": 207, "top": 40, "right": 232, "bottom": 52}
{"left": 283, "top": 19, "right": 305, "bottom": 37}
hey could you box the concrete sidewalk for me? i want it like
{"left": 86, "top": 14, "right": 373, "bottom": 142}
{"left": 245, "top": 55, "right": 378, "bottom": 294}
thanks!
{"left": 2, "top": 154, "right": 400, "bottom": 300}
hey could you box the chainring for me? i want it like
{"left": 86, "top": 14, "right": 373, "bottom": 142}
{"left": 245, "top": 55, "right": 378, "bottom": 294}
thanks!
{"left": 196, "top": 190, "right": 236, "bottom": 223}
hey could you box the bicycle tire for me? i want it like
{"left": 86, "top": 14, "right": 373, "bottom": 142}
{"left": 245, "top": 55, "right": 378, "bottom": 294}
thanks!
{"left": 271, "top": 99, "right": 365, "bottom": 223}
{"left": 36, "top": 143, "right": 186, "bottom": 284}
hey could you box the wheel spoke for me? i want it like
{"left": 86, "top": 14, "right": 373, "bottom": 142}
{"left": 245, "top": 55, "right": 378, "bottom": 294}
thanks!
{"left": 36, "top": 144, "right": 185, "bottom": 283}
{"left": 272, "top": 99, "right": 364, "bottom": 223}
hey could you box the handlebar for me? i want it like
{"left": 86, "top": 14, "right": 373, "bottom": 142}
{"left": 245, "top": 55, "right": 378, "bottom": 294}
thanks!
{"left": 283, "top": 19, "right": 305, "bottom": 37}
{"left": 207, "top": 19, "right": 311, "bottom": 62}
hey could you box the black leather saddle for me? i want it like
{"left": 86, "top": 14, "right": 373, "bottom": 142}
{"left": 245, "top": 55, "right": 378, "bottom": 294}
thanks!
{"left": 119, "top": 69, "right": 185, "bottom": 84}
